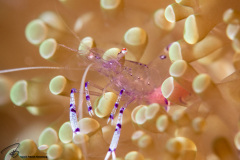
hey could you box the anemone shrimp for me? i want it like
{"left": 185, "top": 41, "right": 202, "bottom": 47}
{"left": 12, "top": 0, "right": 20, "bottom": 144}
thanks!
{"left": 0, "top": 40, "right": 172, "bottom": 160}
{"left": 64, "top": 45, "right": 172, "bottom": 159}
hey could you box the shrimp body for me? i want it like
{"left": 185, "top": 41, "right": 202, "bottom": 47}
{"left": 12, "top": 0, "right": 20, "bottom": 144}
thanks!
{"left": 82, "top": 48, "right": 169, "bottom": 105}
{"left": 80, "top": 48, "right": 170, "bottom": 160}
{"left": 56, "top": 44, "right": 171, "bottom": 159}
{"left": 82, "top": 48, "right": 169, "bottom": 106}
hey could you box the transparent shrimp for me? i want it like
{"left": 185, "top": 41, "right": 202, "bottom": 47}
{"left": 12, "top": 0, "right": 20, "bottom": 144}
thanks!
{"left": 0, "top": 41, "right": 171, "bottom": 160}
{"left": 65, "top": 45, "right": 171, "bottom": 160}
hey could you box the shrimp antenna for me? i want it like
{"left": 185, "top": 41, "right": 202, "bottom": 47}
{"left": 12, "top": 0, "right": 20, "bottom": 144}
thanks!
{"left": 0, "top": 66, "right": 65, "bottom": 74}
{"left": 54, "top": 2, "right": 81, "bottom": 43}
{"left": 58, "top": 43, "right": 89, "bottom": 57}
{"left": 58, "top": 43, "right": 79, "bottom": 53}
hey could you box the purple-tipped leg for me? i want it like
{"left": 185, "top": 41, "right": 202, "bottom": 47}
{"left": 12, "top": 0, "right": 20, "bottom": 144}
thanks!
{"left": 70, "top": 88, "right": 80, "bottom": 135}
{"left": 105, "top": 107, "right": 126, "bottom": 160}
{"left": 107, "top": 89, "right": 125, "bottom": 124}
{"left": 85, "top": 82, "right": 94, "bottom": 116}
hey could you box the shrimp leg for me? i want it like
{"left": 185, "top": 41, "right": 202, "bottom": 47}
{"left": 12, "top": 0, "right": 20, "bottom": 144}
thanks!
{"left": 107, "top": 89, "right": 125, "bottom": 124}
{"left": 85, "top": 82, "right": 94, "bottom": 116}
{"left": 105, "top": 107, "right": 126, "bottom": 160}
{"left": 70, "top": 88, "right": 80, "bottom": 136}
{"left": 70, "top": 83, "right": 97, "bottom": 136}
{"left": 70, "top": 81, "right": 114, "bottom": 136}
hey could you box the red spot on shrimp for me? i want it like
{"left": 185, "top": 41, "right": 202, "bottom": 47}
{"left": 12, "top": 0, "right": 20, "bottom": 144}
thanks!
{"left": 147, "top": 86, "right": 167, "bottom": 106}
{"left": 121, "top": 48, "right": 127, "bottom": 54}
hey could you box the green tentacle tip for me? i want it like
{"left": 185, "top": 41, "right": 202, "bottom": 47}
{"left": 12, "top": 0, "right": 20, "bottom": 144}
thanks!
{"left": 59, "top": 122, "right": 73, "bottom": 143}
{"left": 49, "top": 75, "right": 67, "bottom": 95}
{"left": 10, "top": 80, "right": 28, "bottom": 106}
{"left": 39, "top": 38, "right": 57, "bottom": 59}
{"left": 25, "top": 19, "right": 48, "bottom": 45}
{"left": 47, "top": 144, "right": 63, "bottom": 159}
{"left": 18, "top": 139, "right": 38, "bottom": 156}
{"left": 38, "top": 127, "right": 58, "bottom": 147}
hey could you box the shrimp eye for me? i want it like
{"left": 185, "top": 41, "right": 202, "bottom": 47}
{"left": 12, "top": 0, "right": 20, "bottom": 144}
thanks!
{"left": 117, "top": 48, "right": 127, "bottom": 60}
{"left": 88, "top": 52, "right": 94, "bottom": 59}
{"left": 121, "top": 48, "right": 127, "bottom": 55}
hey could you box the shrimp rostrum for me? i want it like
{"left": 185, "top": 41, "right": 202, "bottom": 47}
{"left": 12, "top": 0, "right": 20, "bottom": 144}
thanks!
{"left": 68, "top": 45, "right": 171, "bottom": 160}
